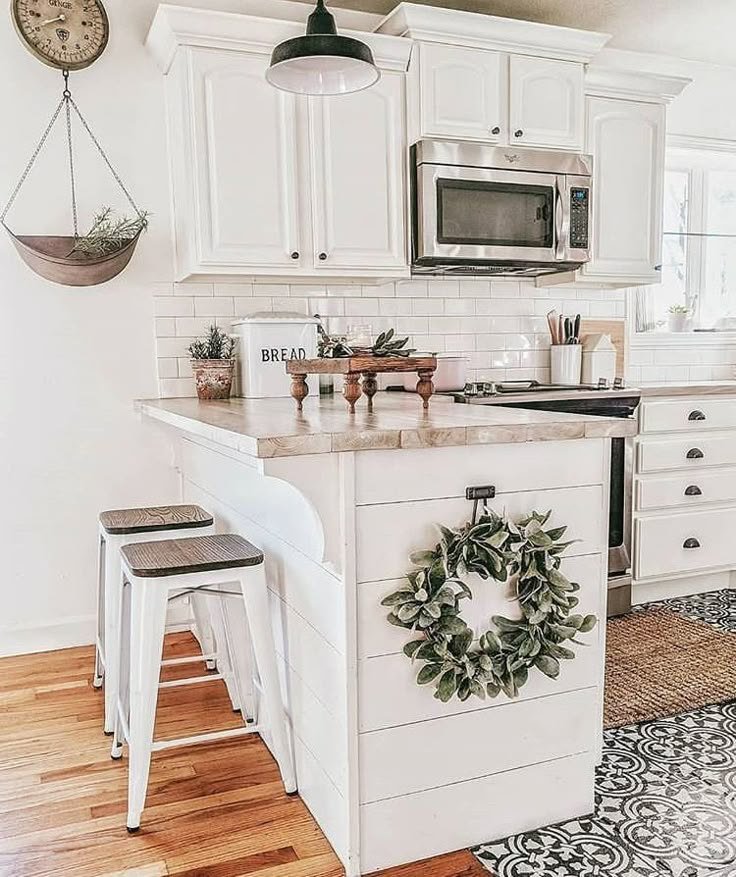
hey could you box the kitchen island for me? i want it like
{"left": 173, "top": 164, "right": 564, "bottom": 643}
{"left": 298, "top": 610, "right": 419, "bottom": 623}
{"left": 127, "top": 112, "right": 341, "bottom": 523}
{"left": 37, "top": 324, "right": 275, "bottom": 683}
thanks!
{"left": 138, "top": 394, "right": 635, "bottom": 876}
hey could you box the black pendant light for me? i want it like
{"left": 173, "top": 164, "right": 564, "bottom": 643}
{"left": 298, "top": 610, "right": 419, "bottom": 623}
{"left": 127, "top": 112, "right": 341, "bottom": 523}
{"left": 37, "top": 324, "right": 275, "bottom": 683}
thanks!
{"left": 266, "top": 0, "right": 380, "bottom": 96}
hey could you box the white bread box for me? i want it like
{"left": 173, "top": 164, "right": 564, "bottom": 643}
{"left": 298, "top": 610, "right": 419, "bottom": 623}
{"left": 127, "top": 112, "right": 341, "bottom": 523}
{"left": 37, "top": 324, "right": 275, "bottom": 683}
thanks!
{"left": 233, "top": 312, "right": 319, "bottom": 398}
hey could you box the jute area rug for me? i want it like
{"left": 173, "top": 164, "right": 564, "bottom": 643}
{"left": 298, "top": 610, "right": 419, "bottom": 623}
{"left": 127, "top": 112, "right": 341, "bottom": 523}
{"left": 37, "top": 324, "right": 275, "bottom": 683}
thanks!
{"left": 604, "top": 607, "right": 736, "bottom": 729}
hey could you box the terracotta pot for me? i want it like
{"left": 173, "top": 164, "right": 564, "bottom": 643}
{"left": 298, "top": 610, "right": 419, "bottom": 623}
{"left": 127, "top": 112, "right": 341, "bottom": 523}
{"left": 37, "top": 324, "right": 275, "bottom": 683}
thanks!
{"left": 191, "top": 359, "right": 235, "bottom": 400}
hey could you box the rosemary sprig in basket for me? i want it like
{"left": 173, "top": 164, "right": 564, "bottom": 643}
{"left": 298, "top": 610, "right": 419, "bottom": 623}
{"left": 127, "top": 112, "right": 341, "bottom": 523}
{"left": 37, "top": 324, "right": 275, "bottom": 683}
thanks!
{"left": 70, "top": 207, "right": 150, "bottom": 258}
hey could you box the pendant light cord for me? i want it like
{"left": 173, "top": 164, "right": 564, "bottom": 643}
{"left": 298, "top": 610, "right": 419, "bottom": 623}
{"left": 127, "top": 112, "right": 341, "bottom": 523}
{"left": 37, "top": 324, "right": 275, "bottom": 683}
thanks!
{"left": 1, "top": 70, "right": 143, "bottom": 232}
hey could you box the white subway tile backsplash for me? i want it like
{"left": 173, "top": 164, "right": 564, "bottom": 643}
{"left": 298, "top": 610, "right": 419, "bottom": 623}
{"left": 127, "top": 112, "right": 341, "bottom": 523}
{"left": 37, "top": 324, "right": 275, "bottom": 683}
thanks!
{"left": 154, "top": 277, "right": 736, "bottom": 399}
{"left": 194, "top": 297, "right": 234, "bottom": 317}
{"left": 155, "top": 296, "right": 194, "bottom": 317}
{"left": 174, "top": 282, "right": 213, "bottom": 297}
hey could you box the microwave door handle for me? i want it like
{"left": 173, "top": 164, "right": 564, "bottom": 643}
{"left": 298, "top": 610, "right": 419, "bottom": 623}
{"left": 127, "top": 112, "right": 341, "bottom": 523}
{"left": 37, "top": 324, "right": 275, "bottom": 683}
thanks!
{"left": 554, "top": 177, "right": 570, "bottom": 261}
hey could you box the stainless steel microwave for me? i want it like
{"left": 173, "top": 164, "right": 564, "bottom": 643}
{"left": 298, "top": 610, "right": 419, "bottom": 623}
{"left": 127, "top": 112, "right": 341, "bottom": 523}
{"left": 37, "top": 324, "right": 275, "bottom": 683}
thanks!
{"left": 411, "top": 139, "right": 593, "bottom": 276}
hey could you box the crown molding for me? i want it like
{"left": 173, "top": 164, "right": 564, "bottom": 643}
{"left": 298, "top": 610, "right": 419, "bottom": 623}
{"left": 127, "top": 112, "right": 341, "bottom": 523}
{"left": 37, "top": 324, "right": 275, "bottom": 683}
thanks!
{"left": 585, "top": 65, "right": 691, "bottom": 104}
{"left": 146, "top": 4, "right": 411, "bottom": 75}
{"left": 376, "top": 2, "right": 610, "bottom": 64}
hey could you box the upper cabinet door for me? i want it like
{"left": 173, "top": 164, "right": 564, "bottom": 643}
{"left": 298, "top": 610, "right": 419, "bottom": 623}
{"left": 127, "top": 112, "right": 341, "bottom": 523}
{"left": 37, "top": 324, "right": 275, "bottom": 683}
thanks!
{"left": 190, "top": 50, "right": 302, "bottom": 270}
{"left": 308, "top": 72, "right": 407, "bottom": 272}
{"left": 508, "top": 56, "right": 584, "bottom": 150}
{"left": 582, "top": 97, "right": 665, "bottom": 283}
{"left": 419, "top": 43, "right": 506, "bottom": 143}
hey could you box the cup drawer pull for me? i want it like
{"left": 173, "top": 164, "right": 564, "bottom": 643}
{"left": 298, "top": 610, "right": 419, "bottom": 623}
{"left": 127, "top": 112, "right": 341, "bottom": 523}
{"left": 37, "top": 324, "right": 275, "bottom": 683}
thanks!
{"left": 688, "top": 410, "right": 706, "bottom": 421}
{"left": 684, "top": 485, "right": 703, "bottom": 496}
{"left": 686, "top": 448, "right": 704, "bottom": 459}
{"left": 683, "top": 538, "right": 701, "bottom": 550}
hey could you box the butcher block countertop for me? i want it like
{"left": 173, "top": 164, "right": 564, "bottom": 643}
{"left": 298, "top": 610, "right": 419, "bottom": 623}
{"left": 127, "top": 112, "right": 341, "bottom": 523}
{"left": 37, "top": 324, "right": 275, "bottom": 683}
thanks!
{"left": 137, "top": 393, "right": 636, "bottom": 459}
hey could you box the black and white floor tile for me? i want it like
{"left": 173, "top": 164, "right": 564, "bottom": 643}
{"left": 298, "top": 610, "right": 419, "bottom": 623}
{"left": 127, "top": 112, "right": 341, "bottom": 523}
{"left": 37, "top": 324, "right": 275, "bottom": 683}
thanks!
{"left": 473, "top": 590, "right": 736, "bottom": 877}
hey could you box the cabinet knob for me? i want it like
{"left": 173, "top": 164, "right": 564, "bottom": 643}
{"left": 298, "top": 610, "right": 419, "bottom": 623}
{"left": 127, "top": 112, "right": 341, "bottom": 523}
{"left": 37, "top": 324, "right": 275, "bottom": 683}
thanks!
{"left": 686, "top": 447, "right": 704, "bottom": 459}
{"left": 291, "top": 251, "right": 300, "bottom": 260}
{"left": 491, "top": 126, "right": 501, "bottom": 135}
{"left": 684, "top": 485, "right": 702, "bottom": 496}
{"left": 683, "top": 537, "right": 701, "bottom": 550}
{"left": 514, "top": 129, "right": 524, "bottom": 138}
{"left": 688, "top": 409, "right": 706, "bottom": 421}
{"left": 319, "top": 252, "right": 328, "bottom": 261}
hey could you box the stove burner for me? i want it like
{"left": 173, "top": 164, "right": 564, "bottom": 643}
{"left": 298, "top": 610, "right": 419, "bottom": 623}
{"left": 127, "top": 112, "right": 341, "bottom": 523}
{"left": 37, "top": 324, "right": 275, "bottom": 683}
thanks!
{"left": 462, "top": 377, "right": 625, "bottom": 397}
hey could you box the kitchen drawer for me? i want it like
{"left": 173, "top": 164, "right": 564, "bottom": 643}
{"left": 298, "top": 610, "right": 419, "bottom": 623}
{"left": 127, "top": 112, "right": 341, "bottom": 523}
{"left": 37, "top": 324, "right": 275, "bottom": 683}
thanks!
{"left": 640, "top": 397, "right": 736, "bottom": 434}
{"left": 636, "top": 468, "right": 736, "bottom": 511}
{"left": 635, "top": 507, "right": 736, "bottom": 579}
{"left": 355, "top": 440, "right": 605, "bottom": 505}
{"left": 637, "top": 432, "right": 736, "bottom": 473}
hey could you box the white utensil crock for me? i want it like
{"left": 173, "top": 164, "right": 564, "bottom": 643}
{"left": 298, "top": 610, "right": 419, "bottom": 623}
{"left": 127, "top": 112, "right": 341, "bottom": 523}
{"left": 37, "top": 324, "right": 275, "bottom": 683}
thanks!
{"left": 550, "top": 344, "right": 582, "bottom": 385}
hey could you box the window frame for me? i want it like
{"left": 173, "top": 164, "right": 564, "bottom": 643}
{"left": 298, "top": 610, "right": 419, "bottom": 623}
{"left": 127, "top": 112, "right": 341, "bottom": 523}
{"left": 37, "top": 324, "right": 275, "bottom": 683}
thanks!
{"left": 632, "top": 135, "right": 736, "bottom": 345}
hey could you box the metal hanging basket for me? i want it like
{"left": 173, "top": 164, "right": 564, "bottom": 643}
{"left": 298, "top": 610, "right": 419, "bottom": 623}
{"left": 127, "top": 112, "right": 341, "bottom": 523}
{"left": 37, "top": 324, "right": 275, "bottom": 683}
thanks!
{"left": 2, "top": 73, "right": 145, "bottom": 287}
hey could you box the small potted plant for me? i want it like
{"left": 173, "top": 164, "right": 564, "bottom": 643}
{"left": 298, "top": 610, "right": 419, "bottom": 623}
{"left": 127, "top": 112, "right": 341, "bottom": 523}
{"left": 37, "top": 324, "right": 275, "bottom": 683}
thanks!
{"left": 668, "top": 304, "right": 690, "bottom": 333}
{"left": 188, "top": 325, "right": 236, "bottom": 401}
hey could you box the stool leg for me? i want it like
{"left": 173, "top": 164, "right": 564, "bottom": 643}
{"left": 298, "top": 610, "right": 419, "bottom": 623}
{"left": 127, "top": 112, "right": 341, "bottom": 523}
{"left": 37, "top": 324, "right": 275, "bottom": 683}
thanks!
{"left": 126, "top": 579, "right": 168, "bottom": 832}
{"left": 239, "top": 567, "right": 297, "bottom": 794}
{"left": 190, "top": 592, "right": 217, "bottom": 671}
{"left": 103, "top": 537, "right": 124, "bottom": 735}
{"left": 93, "top": 533, "right": 105, "bottom": 690}
{"left": 208, "top": 596, "right": 241, "bottom": 712}
{"left": 111, "top": 571, "right": 131, "bottom": 762}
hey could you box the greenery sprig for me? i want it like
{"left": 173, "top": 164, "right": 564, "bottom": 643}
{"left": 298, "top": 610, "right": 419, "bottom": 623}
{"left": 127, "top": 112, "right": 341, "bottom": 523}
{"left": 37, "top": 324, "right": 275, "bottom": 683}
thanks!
{"left": 188, "top": 324, "right": 236, "bottom": 361}
{"left": 315, "top": 318, "right": 416, "bottom": 359}
{"left": 381, "top": 510, "right": 597, "bottom": 703}
{"left": 70, "top": 207, "right": 150, "bottom": 258}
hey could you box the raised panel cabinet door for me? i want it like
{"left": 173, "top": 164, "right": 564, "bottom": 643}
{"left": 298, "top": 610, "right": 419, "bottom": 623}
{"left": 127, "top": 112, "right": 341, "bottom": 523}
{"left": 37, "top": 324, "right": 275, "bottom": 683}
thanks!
{"left": 508, "top": 56, "right": 584, "bottom": 150}
{"left": 191, "top": 50, "right": 301, "bottom": 269}
{"left": 308, "top": 72, "right": 407, "bottom": 271}
{"left": 582, "top": 97, "right": 665, "bottom": 283}
{"left": 419, "top": 42, "right": 506, "bottom": 142}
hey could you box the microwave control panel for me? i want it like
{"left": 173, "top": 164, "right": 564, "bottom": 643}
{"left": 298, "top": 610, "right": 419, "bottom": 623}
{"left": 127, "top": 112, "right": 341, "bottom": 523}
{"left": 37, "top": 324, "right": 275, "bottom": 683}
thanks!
{"left": 569, "top": 187, "right": 590, "bottom": 249}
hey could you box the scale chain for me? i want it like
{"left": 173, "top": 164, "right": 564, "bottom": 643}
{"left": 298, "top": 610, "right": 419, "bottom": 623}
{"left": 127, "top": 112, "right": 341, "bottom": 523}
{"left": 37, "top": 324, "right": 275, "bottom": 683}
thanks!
{"left": 0, "top": 96, "right": 66, "bottom": 225}
{"left": 68, "top": 96, "right": 143, "bottom": 219}
{"left": 1, "top": 71, "right": 143, "bottom": 229}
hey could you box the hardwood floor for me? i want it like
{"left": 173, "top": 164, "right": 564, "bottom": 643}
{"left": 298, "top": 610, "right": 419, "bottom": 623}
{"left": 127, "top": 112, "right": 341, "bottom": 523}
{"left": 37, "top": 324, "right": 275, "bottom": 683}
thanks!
{"left": 0, "top": 634, "right": 486, "bottom": 877}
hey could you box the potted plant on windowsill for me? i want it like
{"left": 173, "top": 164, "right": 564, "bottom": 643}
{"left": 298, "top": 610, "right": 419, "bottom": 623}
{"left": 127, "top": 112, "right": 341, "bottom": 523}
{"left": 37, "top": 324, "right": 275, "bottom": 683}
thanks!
{"left": 188, "top": 325, "right": 237, "bottom": 401}
{"left": 667, "top": 304, "right": 691, "bottom": 333}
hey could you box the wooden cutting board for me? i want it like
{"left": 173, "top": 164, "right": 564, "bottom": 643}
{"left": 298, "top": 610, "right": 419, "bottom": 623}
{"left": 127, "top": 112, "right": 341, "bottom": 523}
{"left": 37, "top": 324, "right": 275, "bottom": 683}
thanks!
{"left": 580, "top": 318, "right": 626, "bottom": 379}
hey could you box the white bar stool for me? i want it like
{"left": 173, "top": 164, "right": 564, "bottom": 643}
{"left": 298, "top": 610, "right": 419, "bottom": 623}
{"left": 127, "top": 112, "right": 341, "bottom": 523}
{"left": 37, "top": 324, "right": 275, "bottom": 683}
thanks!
{"left": 94, "top": 504, "right": 241, "bottom": 734}
{"left": 110, "top": 533, "right": 297, "bottom": 833}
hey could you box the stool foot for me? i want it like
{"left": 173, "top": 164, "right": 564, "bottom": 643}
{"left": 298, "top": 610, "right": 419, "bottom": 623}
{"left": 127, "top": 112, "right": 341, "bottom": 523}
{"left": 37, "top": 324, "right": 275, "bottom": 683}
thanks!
{"left": 111, "top": 751, "right": 123, "bottom": 761}
{"left": 286, "top": 789, "right": 299, "bottom": 797}
{"left": 104, "top": 730, "right": 114, "bottom": 737}
{"left": 92, "top": 675, "right": 104, "bottom": 689}
{"left": 126, "top": 825, "right": 140, "bottom": 834}
{"left": 206, "top": 659, "right": 217, "bottom": 671}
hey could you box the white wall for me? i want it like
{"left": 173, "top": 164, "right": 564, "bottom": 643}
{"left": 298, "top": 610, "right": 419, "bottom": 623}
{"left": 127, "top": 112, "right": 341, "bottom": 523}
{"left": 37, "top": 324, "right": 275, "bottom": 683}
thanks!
{"left": 0, "top": 1, "right": 196, "bottom": 656}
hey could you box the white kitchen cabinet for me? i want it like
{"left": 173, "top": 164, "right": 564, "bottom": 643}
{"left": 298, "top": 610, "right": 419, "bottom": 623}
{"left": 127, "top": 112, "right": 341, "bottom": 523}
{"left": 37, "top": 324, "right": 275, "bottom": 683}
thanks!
{"left": 188, "top": 50, "right": 302, "bottom": 272}
{"left": 632, "top": 394, "right": 736, "bottom": 601}
{"left": 411, "top": 42, "right": 585, "bottom": 151}
{"left": 508, "top": 56, "right": 584, "bottom": 150}
{"left": 308, "top": 73, "right": 407, "bottom": 271}
{"left": 581, "top": 97, "right": 665, "bottom": 284}
{"left": 417, "top": 42, "right": 507, "bottom": 143}
{"left": 150, "top": 8, "right": 411, "bottom": 280}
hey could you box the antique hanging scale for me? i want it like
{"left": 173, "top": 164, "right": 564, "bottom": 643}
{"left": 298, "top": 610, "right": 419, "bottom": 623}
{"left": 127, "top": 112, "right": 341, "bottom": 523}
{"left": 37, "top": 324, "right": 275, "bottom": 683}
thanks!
{"left": 12, "top": 0, "right": 109, "bottom": 70}
{"left": 4, "top": 0, "right": 147, "bottom": 286}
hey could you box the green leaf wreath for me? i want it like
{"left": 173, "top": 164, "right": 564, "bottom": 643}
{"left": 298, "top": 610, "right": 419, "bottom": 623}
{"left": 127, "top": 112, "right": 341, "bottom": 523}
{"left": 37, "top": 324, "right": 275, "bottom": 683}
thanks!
{"left": 381, "top": 510, "right": 597, "bottom": 703}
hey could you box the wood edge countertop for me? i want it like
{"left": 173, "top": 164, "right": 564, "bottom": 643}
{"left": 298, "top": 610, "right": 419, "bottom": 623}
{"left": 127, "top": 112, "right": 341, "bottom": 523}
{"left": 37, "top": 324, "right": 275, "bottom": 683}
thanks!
{"left": 136, "top": 393, "right": 636, "bottom": 460}
{"left": 637, "top": 381, "right": 736, "bottom": 397}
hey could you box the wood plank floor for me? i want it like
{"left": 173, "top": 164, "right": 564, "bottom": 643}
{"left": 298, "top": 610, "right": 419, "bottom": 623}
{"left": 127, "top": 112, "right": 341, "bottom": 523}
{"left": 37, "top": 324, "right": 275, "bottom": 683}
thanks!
{"left": 0, "top": 634, "right": 486, "bottom": 877}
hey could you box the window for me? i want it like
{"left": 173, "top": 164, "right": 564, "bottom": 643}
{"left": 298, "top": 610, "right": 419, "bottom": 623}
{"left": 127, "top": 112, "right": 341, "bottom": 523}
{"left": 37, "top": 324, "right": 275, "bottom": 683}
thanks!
{"left": 636, "top": 146, "right": 736, "bottom": 333}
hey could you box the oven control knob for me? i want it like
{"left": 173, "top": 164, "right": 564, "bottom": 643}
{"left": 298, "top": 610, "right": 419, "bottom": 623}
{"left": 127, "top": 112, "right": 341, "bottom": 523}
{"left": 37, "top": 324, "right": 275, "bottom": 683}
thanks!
{"left": 514, "top": 129, "right": 524, "bottom": 138}
{"left": 597, "top": 377, "right": 610, "bottom": 390}
{"left": 613, "top": 377, "right": 624, "bottom": 390}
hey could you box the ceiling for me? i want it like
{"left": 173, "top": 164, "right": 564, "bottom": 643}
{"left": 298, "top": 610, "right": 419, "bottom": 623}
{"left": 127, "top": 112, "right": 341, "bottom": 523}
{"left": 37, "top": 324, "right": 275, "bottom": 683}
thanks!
{"left": 297, "top": 0, "right": 736, "bottom": 68}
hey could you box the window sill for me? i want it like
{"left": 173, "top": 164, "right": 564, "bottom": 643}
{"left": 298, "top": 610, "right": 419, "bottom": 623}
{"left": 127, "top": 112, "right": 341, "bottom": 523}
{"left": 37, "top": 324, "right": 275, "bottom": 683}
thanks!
{"left": 632, "top": 331, "right": 736, "bottom": 346}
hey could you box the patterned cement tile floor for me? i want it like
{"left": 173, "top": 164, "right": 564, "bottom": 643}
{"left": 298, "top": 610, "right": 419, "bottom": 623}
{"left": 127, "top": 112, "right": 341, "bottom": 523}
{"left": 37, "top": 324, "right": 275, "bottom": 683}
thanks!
{"left": 473, "top": 589, "right": 736, "bottom": 877}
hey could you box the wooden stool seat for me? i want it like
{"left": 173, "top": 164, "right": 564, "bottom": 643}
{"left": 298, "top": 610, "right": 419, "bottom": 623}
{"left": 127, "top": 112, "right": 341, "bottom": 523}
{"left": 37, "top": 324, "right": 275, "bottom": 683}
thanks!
{"left": 99, "top": 504, "right": 213, "bottom": 535}
{"left": 121, "top": 534, "right": 264, "bottom": 578}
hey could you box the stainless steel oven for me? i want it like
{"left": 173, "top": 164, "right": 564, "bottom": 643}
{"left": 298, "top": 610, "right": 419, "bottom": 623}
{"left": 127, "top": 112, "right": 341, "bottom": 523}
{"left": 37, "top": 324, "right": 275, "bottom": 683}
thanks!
{"left": 411, "top": 139, "right": 593, "bottom": 276}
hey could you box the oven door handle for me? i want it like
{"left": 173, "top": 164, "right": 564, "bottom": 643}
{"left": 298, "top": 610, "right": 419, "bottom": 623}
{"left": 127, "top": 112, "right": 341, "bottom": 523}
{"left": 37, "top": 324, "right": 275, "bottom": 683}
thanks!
{"left": 554, "top": 177, "right": 568, "bottom": 261}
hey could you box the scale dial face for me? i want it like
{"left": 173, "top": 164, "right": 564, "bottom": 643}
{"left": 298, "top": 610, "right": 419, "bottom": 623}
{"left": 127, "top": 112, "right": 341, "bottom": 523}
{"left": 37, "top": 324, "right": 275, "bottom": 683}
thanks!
{"left": 12, "top": 0, "right": 109, "bottom": 71}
